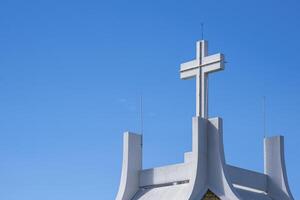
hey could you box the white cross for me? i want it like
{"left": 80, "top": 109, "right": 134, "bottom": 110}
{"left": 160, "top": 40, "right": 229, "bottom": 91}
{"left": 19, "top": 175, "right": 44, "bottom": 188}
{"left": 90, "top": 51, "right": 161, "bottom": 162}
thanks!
{"left": 180, "top": 40, "right": 225, "bottom": 118}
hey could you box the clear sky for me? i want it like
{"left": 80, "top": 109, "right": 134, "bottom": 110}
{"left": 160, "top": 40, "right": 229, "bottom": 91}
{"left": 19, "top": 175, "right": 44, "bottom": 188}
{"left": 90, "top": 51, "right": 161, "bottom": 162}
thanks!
{"left": 0, "top": 0, "right": 299, "bottom": 199}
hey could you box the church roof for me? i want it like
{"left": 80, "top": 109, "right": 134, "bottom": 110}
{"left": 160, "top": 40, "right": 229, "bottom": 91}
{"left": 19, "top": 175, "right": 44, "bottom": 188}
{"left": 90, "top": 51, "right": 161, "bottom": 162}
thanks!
{"left": 131, "top": 183, "right": 190, "bottom": 200}
{"left": 234, "top": 188, "right": 272, "bottom": 200}
{"left": 131, "top": 183, "right": 274, "bottom": 200}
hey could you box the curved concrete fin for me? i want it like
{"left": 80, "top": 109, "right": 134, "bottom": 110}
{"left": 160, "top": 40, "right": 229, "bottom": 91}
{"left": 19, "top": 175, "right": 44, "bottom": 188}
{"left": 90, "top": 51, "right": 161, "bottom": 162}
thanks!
{"left": 206, "top": 118, "right": 241, "bottom": 200}
{"left": 187, "top": 117, "right": 241, "bottom": 200}
{"left": 264, "top": 136, "right": 294, "bottom": 200}
{"left": 187, "top": 117, "right": 208, "bottom": 200}
{"left": 116, "top": 132, "right": 142, "bottom": 200}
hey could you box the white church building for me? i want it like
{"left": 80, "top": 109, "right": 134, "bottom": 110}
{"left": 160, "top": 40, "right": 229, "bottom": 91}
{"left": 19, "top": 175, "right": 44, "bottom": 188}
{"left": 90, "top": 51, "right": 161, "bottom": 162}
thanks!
{"left": 115, "top": 40, "right": 294, "bottom": 200}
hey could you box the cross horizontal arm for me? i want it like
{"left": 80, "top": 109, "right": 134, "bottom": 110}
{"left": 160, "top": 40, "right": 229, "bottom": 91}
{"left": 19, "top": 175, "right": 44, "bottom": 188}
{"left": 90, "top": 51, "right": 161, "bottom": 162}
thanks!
{"left": 180, "top": 53, "right": 225, "bottom": 79}
{"left": 180, "top": 68, "right": 198, "bottom": 79}
{"left": 202, "top": 53, "right": 225, "bottom": 73}
{"left": 180, "top": 60, "right": 198, "bottom": 79}
{"left": 180, "top": 60, "right": 199, "bottom": 72}
{"left": 202, "top": 53, "right": 224, "bottom": 67}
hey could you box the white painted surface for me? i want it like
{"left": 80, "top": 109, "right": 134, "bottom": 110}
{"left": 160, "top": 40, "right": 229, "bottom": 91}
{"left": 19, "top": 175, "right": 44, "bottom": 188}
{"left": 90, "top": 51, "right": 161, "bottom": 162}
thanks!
{"left": 180, "top": 40, "right": 224, "bottom": 118}
{"left": 116, "top": 132, "right": 142, "bottom": 200}
{"left": 227, "top": 165, "right": 267, "bottom": 192}
{"left": 184, "top": 152, "right": 193, "bottom": 163}
{"left": 205, "top": 117, "right": 241, "bottom": 200}
{"left": 264, "top": 136, "right": 294, "bottom": 200}
{"left": 132, "top": 183, "right": 190, "bottom": 200}
{"left": 140, "top": 163, "right": 191, "bottom": 187}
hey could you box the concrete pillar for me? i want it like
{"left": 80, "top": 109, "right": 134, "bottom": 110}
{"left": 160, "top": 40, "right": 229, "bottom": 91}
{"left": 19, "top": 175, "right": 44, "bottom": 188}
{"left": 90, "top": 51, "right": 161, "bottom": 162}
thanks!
{"left": 264, "top": 136, "right": 294, "bottom": 200}
{"left": 116, "top": 132, "right": 142, "bottom": 200}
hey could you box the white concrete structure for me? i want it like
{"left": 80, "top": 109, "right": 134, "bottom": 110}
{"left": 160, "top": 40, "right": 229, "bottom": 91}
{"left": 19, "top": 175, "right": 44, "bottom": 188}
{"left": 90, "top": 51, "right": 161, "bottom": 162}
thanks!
{"left": 115, "top": 40, "right": 294, "bottom": 200}
{"left": 180, "top": 40, "right": 224, "bottom": 118}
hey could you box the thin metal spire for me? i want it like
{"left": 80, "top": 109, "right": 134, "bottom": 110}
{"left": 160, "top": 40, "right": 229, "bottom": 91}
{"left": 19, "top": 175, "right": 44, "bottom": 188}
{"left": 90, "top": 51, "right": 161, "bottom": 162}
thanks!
{"left": 263, "top": 96, "right": 266, "bottom": 138}
{"left": 201, "top": 23, "right": 204, "bottom": 40}
{"left": 140, "top": 95, "right": 144, "bottom": 147}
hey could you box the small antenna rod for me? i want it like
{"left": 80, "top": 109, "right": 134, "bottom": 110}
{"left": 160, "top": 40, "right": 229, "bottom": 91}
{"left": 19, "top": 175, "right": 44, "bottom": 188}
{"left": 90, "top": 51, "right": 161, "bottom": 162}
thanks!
{"left": 140, "top": 95, "right": 144, "bottom": 146}
{"left": 263, "top": 96, "right": 266, "bottom": 138}
{"left": 201, "top": 23, "right": 204, "bottom": 40}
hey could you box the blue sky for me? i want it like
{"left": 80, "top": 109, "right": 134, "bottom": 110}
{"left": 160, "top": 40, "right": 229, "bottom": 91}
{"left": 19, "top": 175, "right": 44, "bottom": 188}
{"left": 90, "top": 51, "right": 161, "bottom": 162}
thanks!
{"left": 0, "top": 0, "right": 300, "bottom": 199}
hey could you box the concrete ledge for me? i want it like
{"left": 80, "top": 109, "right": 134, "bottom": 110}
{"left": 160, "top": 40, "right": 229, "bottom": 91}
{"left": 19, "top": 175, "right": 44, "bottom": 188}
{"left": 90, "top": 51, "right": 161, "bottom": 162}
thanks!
{"left": 140, "top": 163, "right": 191, "bottom": 187}
{"left": 227, "top": 165, "right": 267, "bottom": 192}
